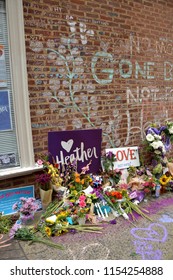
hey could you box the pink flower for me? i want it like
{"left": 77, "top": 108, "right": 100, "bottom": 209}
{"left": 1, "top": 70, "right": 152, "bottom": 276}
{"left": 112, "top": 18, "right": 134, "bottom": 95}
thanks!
{"left": 79, "top": 195, "right": 86, "bottom": 201}
{"left": 37, "top": 159, "right": 43, "bottom": 165}
{"left": 9, "top": 223, "right": 21, "bottom": 239}
{"left": 114, "top": 168, "right": 121, "bottom": 174}
{"left": 12, "top": 203, "right": 18, "bottom": 210}
{"left": 79, "top": 200, "right": 86, "bottom": 208}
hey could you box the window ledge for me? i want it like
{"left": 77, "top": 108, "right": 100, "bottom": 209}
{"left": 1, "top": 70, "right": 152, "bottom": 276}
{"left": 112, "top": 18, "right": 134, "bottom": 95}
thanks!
{"left": 0, "top": 165, "right": 43, "bottom": 180}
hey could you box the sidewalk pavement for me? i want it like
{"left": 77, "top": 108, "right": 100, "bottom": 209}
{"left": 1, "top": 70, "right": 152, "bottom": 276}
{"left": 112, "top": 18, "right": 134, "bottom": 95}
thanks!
{"left": 1, "top": 193, "right": 173, "bottom": 260}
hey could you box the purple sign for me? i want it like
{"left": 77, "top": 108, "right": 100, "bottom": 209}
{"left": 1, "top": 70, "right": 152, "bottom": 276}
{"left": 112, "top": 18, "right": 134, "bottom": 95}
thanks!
{"left": 48, "top": 129, "right": 102, "bottom": 173}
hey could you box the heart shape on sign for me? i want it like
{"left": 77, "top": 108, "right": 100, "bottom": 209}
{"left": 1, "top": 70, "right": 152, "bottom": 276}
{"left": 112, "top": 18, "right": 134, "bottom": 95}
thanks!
{"left": 61, "top": 139, "right": 74, "bottom": 152}
{"left": 130, "top": 223, "right": 167, "bottom": 243}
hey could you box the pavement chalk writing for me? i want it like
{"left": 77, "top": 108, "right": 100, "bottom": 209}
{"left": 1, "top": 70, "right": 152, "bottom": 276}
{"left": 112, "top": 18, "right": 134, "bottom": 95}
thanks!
{"left": 159, "top": 214, "right": 173, "bottom": 223}
{"left": 131, "top": 223, "right": 168, "bottom": 260}
{"left": 0, "top": 234, "right": 11, "bottom": 249}
{"left": 131, "top": 223, "right": 168, "bottom": 242}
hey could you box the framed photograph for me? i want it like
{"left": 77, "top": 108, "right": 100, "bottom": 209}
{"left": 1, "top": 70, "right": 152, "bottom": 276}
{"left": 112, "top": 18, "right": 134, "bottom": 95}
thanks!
{"left": 0, "top": 152, "right": 16, "bottom": 168}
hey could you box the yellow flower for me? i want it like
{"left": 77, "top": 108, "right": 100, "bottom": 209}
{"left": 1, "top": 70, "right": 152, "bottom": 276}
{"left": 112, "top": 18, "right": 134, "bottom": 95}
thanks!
{"left": 71, "top": 190, "right": 78, "bottom": 196}
{"left": 45, "top": 226, "right": 52, "bottom": 236}
{"left": 81, "top": 179, "right": 85, "bottom": 185}
{"left": 159, "top": 175, "right": 171, "bottom": 186}
{"left": 55, "top": 229, "right": 68, "bottom": 236}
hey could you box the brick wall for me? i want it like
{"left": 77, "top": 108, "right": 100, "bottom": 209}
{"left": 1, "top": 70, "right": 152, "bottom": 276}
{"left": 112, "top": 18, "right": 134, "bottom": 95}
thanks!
{"left": 2, "top": 0, "right": 173, "bottom": 189}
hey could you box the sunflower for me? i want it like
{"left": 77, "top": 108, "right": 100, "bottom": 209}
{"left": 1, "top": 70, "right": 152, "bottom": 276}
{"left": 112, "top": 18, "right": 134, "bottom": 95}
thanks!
{"left": 159, "top": 174, "right": 171, "bottom": 186}
{"left": 45, "top": 226, "right": 52, "bottom": 236}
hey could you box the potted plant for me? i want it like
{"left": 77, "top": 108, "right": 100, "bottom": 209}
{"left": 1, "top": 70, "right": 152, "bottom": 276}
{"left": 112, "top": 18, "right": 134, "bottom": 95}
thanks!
{"left": 36, "top": 154, "right": 64, "bottom": 209}
{"left": 36, "top": 172, "right": 53, "bottom": 210}
{"left": 12, "top": 197, "right": 38, "bottom": 225}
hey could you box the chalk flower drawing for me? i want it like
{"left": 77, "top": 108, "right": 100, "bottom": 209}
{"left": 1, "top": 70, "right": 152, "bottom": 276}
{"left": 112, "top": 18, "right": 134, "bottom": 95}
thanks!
{"left": 44, "top": 20, "right": 120, "bottom": 148}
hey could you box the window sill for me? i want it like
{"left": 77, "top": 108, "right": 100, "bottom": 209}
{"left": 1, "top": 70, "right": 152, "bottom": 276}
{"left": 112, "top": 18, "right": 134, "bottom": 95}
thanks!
{"left": 0, "top": 165, "right": 43, "bottom": 180}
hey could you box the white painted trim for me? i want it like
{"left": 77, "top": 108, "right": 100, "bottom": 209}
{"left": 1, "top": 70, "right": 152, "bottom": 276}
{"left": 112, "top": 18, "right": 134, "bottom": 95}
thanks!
{"left": 0, "top": 165, "right": 43, "bottom": 180}
{"left": 0, "top": 0, "right": 35, "bottom": 179}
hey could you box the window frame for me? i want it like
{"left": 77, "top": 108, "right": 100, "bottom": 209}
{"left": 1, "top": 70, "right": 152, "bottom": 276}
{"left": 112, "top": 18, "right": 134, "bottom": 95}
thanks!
{"left": 0, "top": 0, "right": 40, "bottom": 179}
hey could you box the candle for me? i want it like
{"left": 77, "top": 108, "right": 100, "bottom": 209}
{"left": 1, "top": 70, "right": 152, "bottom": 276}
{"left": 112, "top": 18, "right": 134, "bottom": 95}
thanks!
{"left": 96, "top": 203, "right": 105, "bottom": 219}
{"left": 96, "top": 206, "right": 101, "bottom": 217}
{"left": 103, "top": 201, "right": 108, "bottom": 217}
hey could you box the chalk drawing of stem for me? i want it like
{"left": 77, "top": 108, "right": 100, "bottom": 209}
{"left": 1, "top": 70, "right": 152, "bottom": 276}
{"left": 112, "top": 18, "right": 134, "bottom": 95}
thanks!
{"left": 47, "top": 35, "right": 115, "bottom": 147}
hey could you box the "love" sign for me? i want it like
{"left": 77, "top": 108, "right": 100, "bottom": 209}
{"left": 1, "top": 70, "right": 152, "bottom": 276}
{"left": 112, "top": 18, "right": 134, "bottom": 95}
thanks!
{"left": 105, "top": 146, "right": 140, "bottom": 169}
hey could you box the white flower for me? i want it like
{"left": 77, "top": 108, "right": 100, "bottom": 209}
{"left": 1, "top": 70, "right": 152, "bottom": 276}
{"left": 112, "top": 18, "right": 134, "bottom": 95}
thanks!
{"left": 46, "top": 215, "right": 57, "bottom": 224}
{"left": 150, "top": 140, "right": 163, "bottom": 150}
{"left": 162, "top": 146, "right": 166, "bottom": 154}
{"left": 154, "top": 150, "right": 162, "bottom": 155}
{"left": 146, "top": 133, "right": 154, "bottom": 142}
{"left": 168, "top": 127, "right": 173, "bottom": 134}
{"left": 154, "top": 134, "right": 162, "bottom": 140}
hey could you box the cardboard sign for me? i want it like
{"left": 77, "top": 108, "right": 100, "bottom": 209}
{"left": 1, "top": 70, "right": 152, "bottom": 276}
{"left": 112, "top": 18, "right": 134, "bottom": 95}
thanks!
{"left": 48, "top": 129, "right": 102, "bottom": 173}
{"left": 105, "top": 146, "right": 140, "bottom": 169}
{"left": 0, "top": 185, "right": 34, "bottom": 216}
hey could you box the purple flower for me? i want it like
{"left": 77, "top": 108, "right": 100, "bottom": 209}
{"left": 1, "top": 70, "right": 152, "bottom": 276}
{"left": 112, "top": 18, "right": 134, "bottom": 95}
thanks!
{"left": 106, "top": 151, "right": 116, "bottom": 161}
{"left": 69, "top": 229, "right": 77, "bottom": 234}
{"left": 12, "top": 197, "right": 38, "bottom": 217}
{"left": 20, "top": 213, "right": 34, "bottom": 223}
{"left": 12, "top": 203, "right": 18, "bottom": 210}
{"left": 109, "top": 219, "right": 117, "bottom": 224}
{"left": 9, "top": 223, "right": 21, "bottom": 239}
{"left": 36, "top": 173, "right": 51, "bottom": 185}
{"left": 20, "top": 197, "right": 27, "bottom": 202}
{"left": 91, "top": 188, "right": 103, "bottom": 199}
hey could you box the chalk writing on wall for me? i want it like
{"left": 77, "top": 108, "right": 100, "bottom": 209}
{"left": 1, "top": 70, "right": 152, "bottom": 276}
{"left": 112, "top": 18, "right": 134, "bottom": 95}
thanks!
{"left": 28, "top": 16, "right": 173, "bottom": 148}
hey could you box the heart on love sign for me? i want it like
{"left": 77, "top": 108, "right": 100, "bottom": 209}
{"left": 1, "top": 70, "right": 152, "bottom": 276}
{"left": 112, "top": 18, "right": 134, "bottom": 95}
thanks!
{"left": 61, "top": 139, "right": 74, "bottom": 152}
{"left": 130, "top": 223, "right": 167, "bottom": 243}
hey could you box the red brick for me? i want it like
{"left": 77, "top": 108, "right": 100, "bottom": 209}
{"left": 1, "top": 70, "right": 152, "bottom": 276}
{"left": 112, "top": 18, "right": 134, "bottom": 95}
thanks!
{"left": 2, "top": 0, "right": 173, "bottom": 189}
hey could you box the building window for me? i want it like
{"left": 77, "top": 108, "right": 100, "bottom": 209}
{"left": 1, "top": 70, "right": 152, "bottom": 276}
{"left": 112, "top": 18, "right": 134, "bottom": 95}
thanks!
{"left": 0, "top": 0, "right": 37, "bottom": 179}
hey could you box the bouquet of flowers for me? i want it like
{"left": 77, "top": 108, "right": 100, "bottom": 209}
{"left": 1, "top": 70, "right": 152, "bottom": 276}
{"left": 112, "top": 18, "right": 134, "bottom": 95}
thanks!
{"left": 142, "top": 177, "right": 157, "bottom": 195}
{"left": 35, "top": 172, "right": 52, "bottom": 191}
{"left": 9, "top": 223, "right": 64, "bottom": 250}
{"left": 75, "top": 194, "right": 90, "bottom": 219}
{"left": 102, "top": 151, "right": 117, "bottom": 172}
{"left": 145, "top": 129, "right": 166, "bottom": 156}
{"left": 101, "top": 151, "right": 122, "bottom": 186}
{"left": 145, "top": 121, "right": 173, "bottom": 157}
{"left": 12, "top": 197, "right": 38, "bottom": 222}
{"left": 159, "top": 172, "right": 172, "bottom": 189}
{"left": 36, "top": 154, "right": 63, "bottom": 191}
{"left": 103, "top": 187, "right": 151, "bottom": 222}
